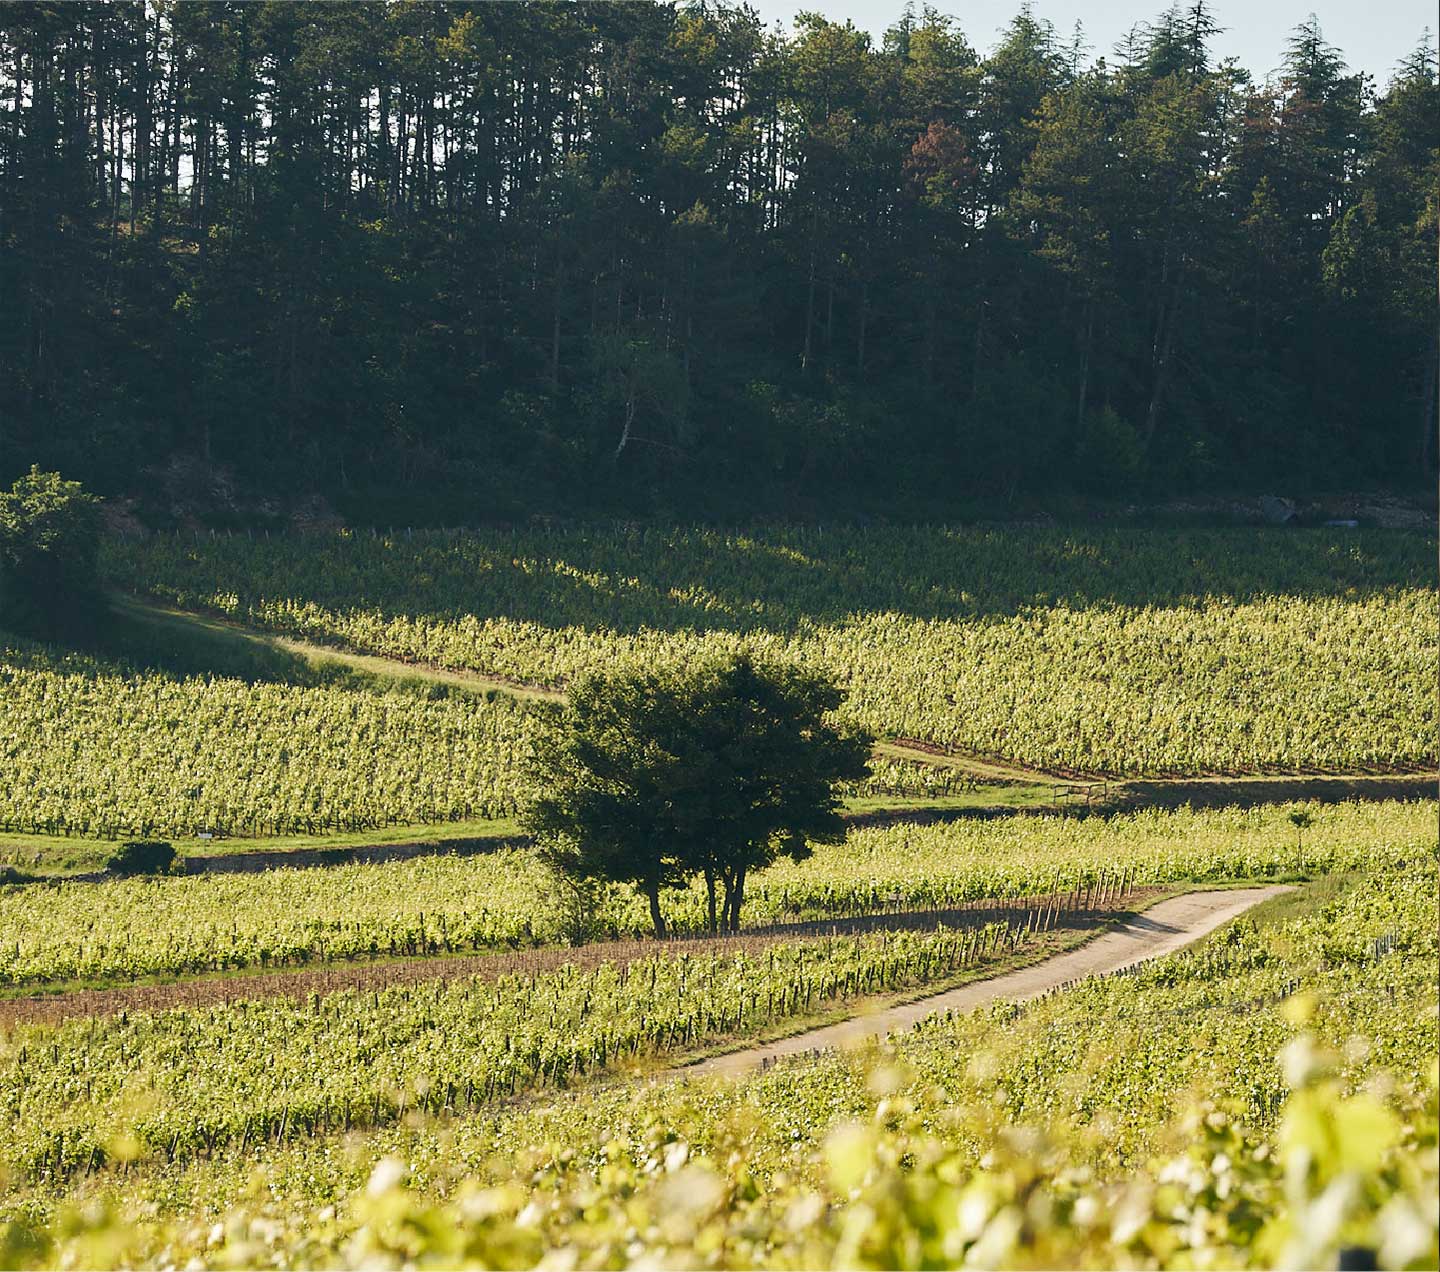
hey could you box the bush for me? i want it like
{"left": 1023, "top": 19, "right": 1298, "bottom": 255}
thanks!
{"left": 0, "top": 468, "right": 102, "bottom": 637}
{"left": 106, "top": 840, "right": 178, "bottom": 876}
{"left": 1074, "top": 406, "right": 1144, "bottom": 494}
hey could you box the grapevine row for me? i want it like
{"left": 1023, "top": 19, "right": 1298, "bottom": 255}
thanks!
{"left": 0, "top": 800, "right": 1429, "bottom": 989}
{"left": 1, "top": 925, "right": 1033, "bottom": 1180}
{"left": 0, "top": 868, "right": 1432, "bottom": 1270}
{"left": 104, "top": 526, "right": 1439, "bottom": 775}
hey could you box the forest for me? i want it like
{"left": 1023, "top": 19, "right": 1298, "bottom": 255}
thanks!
{"left": 1, "top": 1, "right": 1436, "bottom": 521}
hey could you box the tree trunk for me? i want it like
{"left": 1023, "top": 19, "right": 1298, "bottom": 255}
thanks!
{"left": 646, "top": 879, "right": 667, "bottom": 939}
{"left": 132, "top": 3, "right": 149, "bottom": 237}
{"left": 1142, "top": 272, "right": 1181, "bottom": 453}
{"left": 724, "top": 866, "right": 746, "bottom": 934}
{"left": 704, "top": 868, "right": 717, "bottom": 935}
{"left": 970, "top": 292, "right": 986, "bottom": 405}
{"left": 801, "top": 208, "right": 818, "bottom": 373}
{"left": 1075, "top": 300, "right": 1093, "bottom": 438}
{"left": 824, "top": 259, "right": 836, "bottom": 356}
{"left": 1420, "top": 326, "right": 1438, "bottom": 476}
{"left": 856, "top": 274, "right": 869, "bottom": 374}
{"left": 379, "top": 80, "right": 392, "bottom": 210}
{"left": 613, "top": 393, "right": 635, "bottom": 460}
{"left": 548, "top": 263, "right": 562, "bottom": 393}
{"left": 923, "top": 284, "right": 937, "bottom": 390}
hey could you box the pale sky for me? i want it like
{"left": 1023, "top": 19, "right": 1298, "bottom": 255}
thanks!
{"left": 748, "top": 0, "right": 1436, "bottom": 83}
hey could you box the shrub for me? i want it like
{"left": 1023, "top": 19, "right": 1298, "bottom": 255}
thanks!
{"left": 106, "top": 840, "right": 178, "bottom": 876}
{"left": 0, "top": 468, "right": 102, "bottom": 637}
{"left": 1075, "top": 406, "right": 1144, "bottom": 493}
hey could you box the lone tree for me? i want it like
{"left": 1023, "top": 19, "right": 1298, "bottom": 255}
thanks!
{"left": 0, "top": 468, "right": 101, "bottom": 638}
{"left": 524, "top": 653, "right": 871, "bottom": 938}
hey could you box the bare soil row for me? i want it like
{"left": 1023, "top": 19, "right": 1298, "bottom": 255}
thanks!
{"left": 0, "top": 890, "right": 1161, "bottom": 1028}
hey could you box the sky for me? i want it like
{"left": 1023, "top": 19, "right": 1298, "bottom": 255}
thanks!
{"left": 747, "top": 0, "right": 1436, "bottom": 83}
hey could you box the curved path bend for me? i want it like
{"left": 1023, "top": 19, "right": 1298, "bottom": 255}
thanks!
{"left": 682, "top": 886, "right": 1290, "bottom": 1079}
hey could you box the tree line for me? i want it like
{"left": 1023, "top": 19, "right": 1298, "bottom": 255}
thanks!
{"left": 1, "top": 1, "right": 1435, "bottom": 520}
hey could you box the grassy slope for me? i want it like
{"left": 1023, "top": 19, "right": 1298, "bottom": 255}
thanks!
{"left": 0, "top": 819, "right": 523, "bottom": 874}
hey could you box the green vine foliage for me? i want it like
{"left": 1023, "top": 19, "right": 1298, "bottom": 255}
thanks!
{"left": 0, "top": 801, "right": 1429, "bottom": 988}
{"left": 105, "top": 526, "right": 1438, "bottom": 776}
{"left": 0, "top": 868, "right": 1433, "bottom": 1269}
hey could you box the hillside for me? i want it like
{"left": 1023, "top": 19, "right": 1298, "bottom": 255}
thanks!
{"left": 3, "top": 3, "right": 1437, "bottom": 520}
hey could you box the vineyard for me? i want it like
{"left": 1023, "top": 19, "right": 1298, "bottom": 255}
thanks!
{"left": 104, "top": 526, "right": 1438, "bottom": 776}
{"left": 2, "top": 800, "right": 1429, "bottom": 989}
{"left": 0, "top": 523, "right": 1433, "bottom": 1270}
{"left": 0, "top": 641, "right": 982, "bottom": 845}
{"left": 0, "top": 867, "right": 1431, "bottom": 1269}
{"left": 0, "top": 923, "right": 1069, "bottom": 1180}
{"left": 0, "top": 643, "right": 549, "bottom": 839}
{"left": 2, "top": 527, "right": 1433, "bottom": 846}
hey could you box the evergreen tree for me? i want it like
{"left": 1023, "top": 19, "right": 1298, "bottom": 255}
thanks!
{"left": 0, "top": 1, "right": 1430, "bottom": 511}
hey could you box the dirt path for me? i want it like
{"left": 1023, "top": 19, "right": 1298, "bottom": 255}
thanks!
{"left": 112, "top": 593, "right": 567, "bottom": 702}
{"left": 118, "top": 595, "right": 1433, "bottom": 793}
{"left": 873, "top": 739, "right": 1056, "bottom": 784}
{"left": 0, "top": 892, "right": 1150, "bottom": 1026}
{"left": 680, "top": 886, "right": 1289, "bottom": 1078}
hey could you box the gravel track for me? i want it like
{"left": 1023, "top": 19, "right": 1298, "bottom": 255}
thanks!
{"left": 0, "top": 892, "right": 1151, "bottom": 1026}
{"left": 680, "top": 886, "right": 1290, "bottom": 1078}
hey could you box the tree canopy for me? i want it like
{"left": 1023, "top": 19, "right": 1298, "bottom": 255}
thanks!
{"left": 523, "top": 654, "right": 872, "bottom": 937}
{"left": 0, "top": 468, "right": 101, "bottom": 637}
{"left": 1, "top": 2, "right": 1434, "bottom": 518}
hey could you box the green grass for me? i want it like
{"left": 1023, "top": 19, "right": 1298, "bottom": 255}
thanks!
{"left": 6, "top": 784, "right": 1068, "bottom": 876}
{"left": 6, "top": 796, "right": 1070, "bottom": 875}
{"left": 0, "top": 596, "right": 1054, "bottom": 875}
{"left": 106, "top": 594, "right": 551, "bottom": 703}
{"left": 872, "top": 739, "right": 1054, "bottom": 782}
{"left": 106, "top": 526, "right": 1438, "bottom": 776}
{"left": 0, "top": 817, "right": 523, "bottom": 874}
{"left": 842, "top": 787, "right": 1057, "bottom": 814}
{"left": 5, "top": 592, "right": 1424, "bottom": 879}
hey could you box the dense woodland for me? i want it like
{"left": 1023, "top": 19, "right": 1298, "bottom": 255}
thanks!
{"left": 0, "top": 1, "right": 1436, "bottom": 521}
